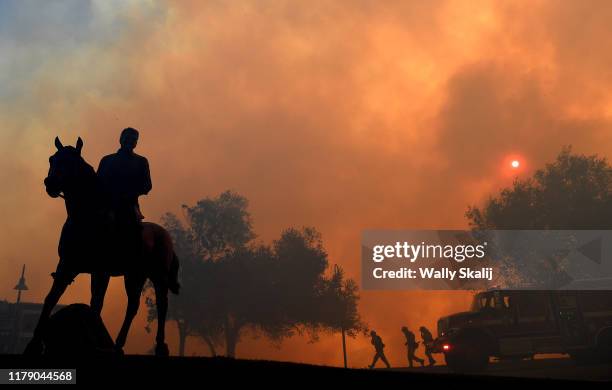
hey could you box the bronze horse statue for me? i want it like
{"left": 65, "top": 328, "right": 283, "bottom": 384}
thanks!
{"left": 25, "top": 137, "right": 179, "bottom": 356}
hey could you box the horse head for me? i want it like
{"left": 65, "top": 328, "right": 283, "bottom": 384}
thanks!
{"left": 44, "top": 136, "right": 85, "bottom": 198}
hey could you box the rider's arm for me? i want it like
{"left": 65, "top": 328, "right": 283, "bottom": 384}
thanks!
{"left": 140, "top": 158, "right": 152, "bottom": 195}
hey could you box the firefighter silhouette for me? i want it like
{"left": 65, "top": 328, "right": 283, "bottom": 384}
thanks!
{"left": 368, "top": 330, "right": 391, "bottom": 369}
{"left": 401, "top": 326, "right": 425, "bottom": 368}
{"left": 97, "top": 127, "right": 152, "bottom": 264}
{"left": 419, "top": 326, "right": 436, "bottom": 366}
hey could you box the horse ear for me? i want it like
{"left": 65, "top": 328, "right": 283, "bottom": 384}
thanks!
{"left": 76, "top": 137, "right": 83, "bottom": 154}
{"left": 54, "top": 136, "right": 63, "bottom": 150}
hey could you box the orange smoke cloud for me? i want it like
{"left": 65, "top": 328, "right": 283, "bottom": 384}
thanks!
{"left": 2, "top": 0, "right": 612, "bottom": 366}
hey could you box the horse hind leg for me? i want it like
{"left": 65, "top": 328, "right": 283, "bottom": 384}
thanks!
{"left": 153, "top": 281, "right": 169, "bottom": 357}
{"left": 114, "top": 274, "right": 146, "bottom": 353}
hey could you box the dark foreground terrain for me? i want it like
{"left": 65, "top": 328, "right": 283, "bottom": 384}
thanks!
{"left": 397, "top": 357, "right": 612, "bottom": 381}
{"left": 1, "top": 354, "right": 606, "bottom": 385}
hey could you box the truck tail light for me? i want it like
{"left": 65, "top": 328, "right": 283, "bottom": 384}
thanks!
{"left": 442, "top": 344, "right": 450, "bottom": 351}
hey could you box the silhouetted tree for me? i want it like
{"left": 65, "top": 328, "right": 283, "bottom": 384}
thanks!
{"left": 317, "top": 265, "right": 363, "bottom": 338}
{"left": 145, "top": 213, "right": 223, "bottom": 356}
{"left": 316, "top": 265, "right": 364, "bottom": 367}
{"left": 272, "top": 228, "right": 365, "bottom": 342}
{"left": 218, "top": 227, "right": 365, "bottom": 356}
{"left": 467, "top": 146, "right": 612, "bottom": 229}
{"left": 181, "top": 191, "right": 257, "bottom": 357}
{"left": 185, "top": 190, "right": 255, "bottom": 261}
{"left": 148, "top": 191, "right": 364, "bottom": 358}
{"left": 466, "top": 147, "right": 612, "bottom": 286}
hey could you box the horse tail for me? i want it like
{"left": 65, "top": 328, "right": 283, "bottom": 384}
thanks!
{"left": 168, "top": 251, "right": 180, "bottom": 295}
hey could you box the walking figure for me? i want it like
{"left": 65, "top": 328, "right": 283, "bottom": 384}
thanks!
{"left": 419, "top": 326, "right": 436, "bottom": 366}
{"left": 368, "top": 330, "right": 391, "bottom": 369}
{"left": 401, "top": 326, "right": 425, "bottom": 368}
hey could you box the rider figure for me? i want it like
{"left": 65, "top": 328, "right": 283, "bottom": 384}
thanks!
{"left": 97, "top": 127, "right": 151, "bottom": 264}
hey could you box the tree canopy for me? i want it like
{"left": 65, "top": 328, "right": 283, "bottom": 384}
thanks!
{"left": 466, "top": 147, "right": 612, "bottom": 287}
{"left": 467, "top": 146, "right": 612, "bottom": 229}
{"left": 146, "top": 190, "right": 364, "bottom": 357}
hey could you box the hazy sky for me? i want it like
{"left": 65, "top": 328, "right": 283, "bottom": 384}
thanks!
{"left": 2, "top": 0, "right": 612, "bottom": 366}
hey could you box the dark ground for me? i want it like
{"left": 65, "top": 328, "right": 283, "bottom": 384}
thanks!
{"left": 396, "top": 357, "right": 612, "bottom": 381}
{"left": 1, "top": 354, "right": 604, "bottom": 385}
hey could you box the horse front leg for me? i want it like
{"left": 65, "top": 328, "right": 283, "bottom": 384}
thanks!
{"left": 90, "top": 273, "right": 110, "bottom": 314}
{"left": 23, "top": 275, "right": 73, "bottom": 355}
{"left": 154, "top": 281, "right": 169, "bottom": 356}
{"left": 114, "top": 274, "right": 146, "bottom": 353}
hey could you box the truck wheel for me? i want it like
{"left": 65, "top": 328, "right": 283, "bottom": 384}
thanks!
{"left": 444, "top": 344, "right": 489, "bottom": 373}
{"left": 571, "top": 328, "right": 612, "bottom": 364}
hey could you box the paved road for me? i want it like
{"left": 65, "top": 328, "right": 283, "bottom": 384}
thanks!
{"left": 392, "top": 357, "right": 612, "bottom": 381}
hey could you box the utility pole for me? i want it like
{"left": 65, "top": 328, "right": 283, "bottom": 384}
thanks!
{"left": 334, "top": 264, "right": 348, "bottom": 368}
{"left": 341, "top": 325, "right": 347, "bottom": 368}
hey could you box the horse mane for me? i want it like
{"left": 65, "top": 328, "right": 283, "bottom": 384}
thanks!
{"left": 79, "top": 158, "right": 96, "bottom": 180}
{"left": 75, "top": 154, "right": 97, "bottom": 190}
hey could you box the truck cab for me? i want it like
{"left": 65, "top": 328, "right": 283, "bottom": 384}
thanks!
{"left": 433, "top": 289, "right": 612, "bottom": 372}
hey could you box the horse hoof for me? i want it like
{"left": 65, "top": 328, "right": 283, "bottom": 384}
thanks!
{"left": 23, "top": 339, "right": 44, "bottom": 356}
{"left": 155, "top": 343, "right": 169, "bottom": 357}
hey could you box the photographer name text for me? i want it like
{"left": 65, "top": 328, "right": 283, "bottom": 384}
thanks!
{"left": 372, "top": 267, "right": 494, "bottom": 281}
